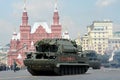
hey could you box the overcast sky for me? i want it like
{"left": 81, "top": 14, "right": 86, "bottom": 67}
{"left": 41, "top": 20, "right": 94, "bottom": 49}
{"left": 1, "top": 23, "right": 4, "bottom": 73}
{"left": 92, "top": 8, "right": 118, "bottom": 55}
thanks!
{"left": 0, "top": 0, "right": 120, "bottom": 45}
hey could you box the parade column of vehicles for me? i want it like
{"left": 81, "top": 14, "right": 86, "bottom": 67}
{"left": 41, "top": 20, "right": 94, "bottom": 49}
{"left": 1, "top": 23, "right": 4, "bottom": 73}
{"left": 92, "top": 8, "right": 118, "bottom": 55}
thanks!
{"left": 83, "top": 50, "right": 101, "bottom": 69}
{"left": 24, "top": 38, "right": 89, "bottom": 75}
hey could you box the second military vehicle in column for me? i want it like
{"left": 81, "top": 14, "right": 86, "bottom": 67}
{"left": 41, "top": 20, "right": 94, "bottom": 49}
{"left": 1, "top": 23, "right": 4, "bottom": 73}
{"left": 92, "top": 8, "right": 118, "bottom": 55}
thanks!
{"left": 83, "top": 50, "right": 101, "bottom": 69}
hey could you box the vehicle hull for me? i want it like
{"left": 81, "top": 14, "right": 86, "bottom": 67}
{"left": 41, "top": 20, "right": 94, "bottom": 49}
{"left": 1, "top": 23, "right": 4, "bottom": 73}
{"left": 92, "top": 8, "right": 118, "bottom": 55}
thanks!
{"left": 24, "top": 59, "right": 89, "bottom": 75}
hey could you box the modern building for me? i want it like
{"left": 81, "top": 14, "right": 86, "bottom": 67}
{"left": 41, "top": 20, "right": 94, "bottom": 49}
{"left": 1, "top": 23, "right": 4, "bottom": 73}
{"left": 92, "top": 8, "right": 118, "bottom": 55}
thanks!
{"left": 82, "top": 20, "right": 113, "bottom": 55}
{"left": 107, "top": 31, "right": 120, "bottom": 53}
{"left": 8, "top": 1, "right": 62, "bottom": 67}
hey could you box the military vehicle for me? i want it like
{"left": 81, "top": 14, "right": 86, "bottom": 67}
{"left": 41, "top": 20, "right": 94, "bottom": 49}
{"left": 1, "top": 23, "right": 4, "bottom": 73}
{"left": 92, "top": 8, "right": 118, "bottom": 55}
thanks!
{"left": 109, "top": 50, "right": 120, "bottom": 68}
{"left": 24, "top": 38, "right": 89, "bottom": 75}
{"left": 83, "top": 50, "right": 101, "bottom": 69}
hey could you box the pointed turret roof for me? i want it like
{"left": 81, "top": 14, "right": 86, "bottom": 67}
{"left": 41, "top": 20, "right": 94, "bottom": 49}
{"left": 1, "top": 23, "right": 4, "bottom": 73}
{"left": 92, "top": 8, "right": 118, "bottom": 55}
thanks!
{"left": 21, "top": 0, "right": 29, "bottom": 26}
{"left": 52, "top": 0, "right": 60, "bottom": 25}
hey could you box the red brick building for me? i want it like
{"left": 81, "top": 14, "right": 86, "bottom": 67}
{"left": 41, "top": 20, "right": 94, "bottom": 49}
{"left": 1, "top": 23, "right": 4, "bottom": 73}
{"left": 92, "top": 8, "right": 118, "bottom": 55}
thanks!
{"left": 8, "top": 1, "right": 62, "bottom": 67}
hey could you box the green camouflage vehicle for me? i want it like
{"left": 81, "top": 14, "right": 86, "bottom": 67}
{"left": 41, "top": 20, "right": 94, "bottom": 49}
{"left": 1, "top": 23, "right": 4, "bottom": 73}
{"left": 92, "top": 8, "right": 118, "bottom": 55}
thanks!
{"left": 24, "top": 38, "right": 89, "bottom": 75}
{"left": 83, "top": 50, "right": 101, "bottom": 69}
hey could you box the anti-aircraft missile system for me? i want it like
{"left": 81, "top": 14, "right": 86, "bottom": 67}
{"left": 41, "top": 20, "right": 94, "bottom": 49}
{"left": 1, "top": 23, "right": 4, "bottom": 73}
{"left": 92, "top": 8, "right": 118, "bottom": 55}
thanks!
{"left": 83, "top": 50, "right": 101, "bottom": 69}
{"left": 24, "top": 38, "right": 89, "bottom": 75}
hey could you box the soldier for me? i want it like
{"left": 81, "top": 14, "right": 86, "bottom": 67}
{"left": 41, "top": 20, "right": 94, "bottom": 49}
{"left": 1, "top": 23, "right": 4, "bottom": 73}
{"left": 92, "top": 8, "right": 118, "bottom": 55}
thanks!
{"left": 13, "top": 59, "right": 17, "bottom": 72}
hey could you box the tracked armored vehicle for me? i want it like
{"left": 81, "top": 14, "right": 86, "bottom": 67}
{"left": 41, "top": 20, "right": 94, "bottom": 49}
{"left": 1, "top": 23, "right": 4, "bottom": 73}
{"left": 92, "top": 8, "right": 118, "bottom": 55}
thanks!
{"left": 24, "top": 38, "right": 89, "bottom": 75}
{"left": 83, "top": 50, "right": 101, "bottom": 69}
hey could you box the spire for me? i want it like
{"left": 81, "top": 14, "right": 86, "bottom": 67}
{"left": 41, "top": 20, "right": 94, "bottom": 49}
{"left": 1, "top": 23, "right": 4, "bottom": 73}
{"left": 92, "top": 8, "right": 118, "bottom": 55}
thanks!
{"left": 22, "top": 0, "right": 28, "bottom": 26}
{"left": 54, "top": 0, "right": 58, "bottom": 12}
{"left": 53, "top": 0, "right": 59, "bottom": 25}
{"left": 23, "top": 0, "right": 27, "bottom": 12}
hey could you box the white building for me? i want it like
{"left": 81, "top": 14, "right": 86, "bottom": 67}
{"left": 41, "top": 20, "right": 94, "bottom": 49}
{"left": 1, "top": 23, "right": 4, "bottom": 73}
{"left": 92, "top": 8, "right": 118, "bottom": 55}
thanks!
{"left": 82, "top": 20, "right": 113, "bottom": 55}
{"left": 81, "top": 33, "right": 89, "bottom": 50}
{"left": 62, "top": 31, "right": 70, "bottom": 39}
{"left": 108, "top": 31, "right": 120, "bottom": 52}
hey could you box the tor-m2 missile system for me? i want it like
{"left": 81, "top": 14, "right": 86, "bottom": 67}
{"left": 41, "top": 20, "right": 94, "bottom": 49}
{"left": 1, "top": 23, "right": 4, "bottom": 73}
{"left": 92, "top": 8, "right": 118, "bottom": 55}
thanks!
{"left": 83, "top": 50, "right": 101, "bottom": 69}
{"left": 24, "top": 38, "right": 89, "bottom": 75}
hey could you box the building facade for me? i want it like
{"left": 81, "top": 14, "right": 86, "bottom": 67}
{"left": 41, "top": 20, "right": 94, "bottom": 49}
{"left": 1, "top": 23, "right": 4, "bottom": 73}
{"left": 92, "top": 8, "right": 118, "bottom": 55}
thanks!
{"left": 0, "top": 44, "right": 9, "bottom": 65}
{"left": 107, "top": 31, "right": 120, "bottom": 53}
{"left": 8, "top": 1, "right": 62, "bottom": 67}
{"left": 81, "top": 33, "right": 89, "bottom": 50}
{"left": 82, "top": 21, "right": 113, "bottom": 55}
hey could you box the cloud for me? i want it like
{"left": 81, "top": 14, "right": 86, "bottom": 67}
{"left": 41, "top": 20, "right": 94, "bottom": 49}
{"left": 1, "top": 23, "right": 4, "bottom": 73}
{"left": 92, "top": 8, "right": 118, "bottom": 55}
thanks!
{"left": 0, "top": 20, "right": 14, "bottom": 33}
{"left": 113, "top": 24, "right": 120, "bottom": 32}
{"left": 96, "top": 0, "right": 116, "bottom": 7}
{"left": 12, "top": 0, "right": 55, "bottom": 21}
{"left": 0, "top": 20, "right": 14, "bottom": 45}
{"left": 61, "top": 16, "right": 74, "bottom": 31}
{"left": 61, "top": 16, "right": 80, "bottom": 39}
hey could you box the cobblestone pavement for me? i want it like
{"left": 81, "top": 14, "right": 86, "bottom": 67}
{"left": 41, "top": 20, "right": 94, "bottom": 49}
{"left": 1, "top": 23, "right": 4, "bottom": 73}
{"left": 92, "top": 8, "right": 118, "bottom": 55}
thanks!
{"left": 0, "top": 68, "right": 120, "bottom": 80}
